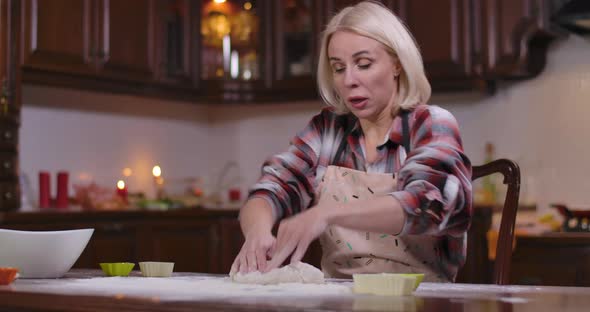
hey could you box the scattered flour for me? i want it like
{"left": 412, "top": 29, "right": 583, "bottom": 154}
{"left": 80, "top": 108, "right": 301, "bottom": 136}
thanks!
{"left": 9, "top": 274, "right": 351, "bottom": 301}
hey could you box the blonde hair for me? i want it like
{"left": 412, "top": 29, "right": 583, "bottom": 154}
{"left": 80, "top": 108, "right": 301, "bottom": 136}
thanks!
{"left": 317, "top": 1, "right": 431, "bottom": 114}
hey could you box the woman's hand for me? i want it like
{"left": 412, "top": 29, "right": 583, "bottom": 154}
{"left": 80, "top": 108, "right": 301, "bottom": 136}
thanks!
{"left": 265, "top": 205, "right": 329, "bottom": 272}
{"left": 230, "top": 227, "right": 276, "bottom": 275}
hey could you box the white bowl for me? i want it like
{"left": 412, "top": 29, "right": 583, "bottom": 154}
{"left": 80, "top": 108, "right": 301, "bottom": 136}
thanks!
{"left": 0, "top": 228, "right": 94, "bottom": 278}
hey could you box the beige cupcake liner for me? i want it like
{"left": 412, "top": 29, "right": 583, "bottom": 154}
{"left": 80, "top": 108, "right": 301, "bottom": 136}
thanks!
{"left": 139, "top": 262, "right": 174, "bottom": 277}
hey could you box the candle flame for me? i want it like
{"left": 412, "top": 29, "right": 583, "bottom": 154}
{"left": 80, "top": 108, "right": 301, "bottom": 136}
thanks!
{"left": 117, "top": 180, "right": 126, "bottom": 190}
{"left": 152, "top": 165, "right": 162, "bottom": 177}
{"left": 214, "top": 0, "right": 226, "bottom": 3}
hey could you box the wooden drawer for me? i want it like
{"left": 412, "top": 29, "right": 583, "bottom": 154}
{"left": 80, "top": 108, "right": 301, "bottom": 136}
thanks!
{"left": 0, "top": 124, "right": 18, "bottom": 151}
{"left": 0, "top": 152, "right": 18, "bottom": 179}
{"left": 0, "top": 181, "right": 20, "bottom": 211}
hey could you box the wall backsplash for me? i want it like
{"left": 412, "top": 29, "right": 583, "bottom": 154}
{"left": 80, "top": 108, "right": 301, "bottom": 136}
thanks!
{"left": 20, "top": 35, "right": 590, "bottom": 212}
{"left": 20, "top": 86, "right": 211, "bottom": 203}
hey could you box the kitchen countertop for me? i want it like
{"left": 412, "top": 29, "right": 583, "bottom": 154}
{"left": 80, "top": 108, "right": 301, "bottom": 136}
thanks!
{"left": 1, "top": 270, "right": 590, "bottom": 311}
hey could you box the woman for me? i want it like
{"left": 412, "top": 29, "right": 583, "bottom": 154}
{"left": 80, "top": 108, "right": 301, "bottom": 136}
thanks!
{"left": 231, "top": 1, "right": 472, "bottom": 283}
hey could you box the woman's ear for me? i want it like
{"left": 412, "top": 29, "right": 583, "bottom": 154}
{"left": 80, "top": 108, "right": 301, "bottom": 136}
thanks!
{"left": 393, "top": 59, "right": 402, "bottom": 78}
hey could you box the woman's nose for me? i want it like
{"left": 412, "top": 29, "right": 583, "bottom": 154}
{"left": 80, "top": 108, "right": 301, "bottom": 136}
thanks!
{"left": 343, "top": 68, "right": 359, "bottom": 87}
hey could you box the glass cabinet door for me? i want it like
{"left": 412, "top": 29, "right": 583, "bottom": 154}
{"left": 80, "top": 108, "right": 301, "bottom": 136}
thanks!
{"left": 278, "top": 0, "right": 314, "bottom": 79}
{"left": 156, "top": 0, "right": 193, "bottom": 84}
{"left": 200, "top": 0, "right": 261, "bottom": 81}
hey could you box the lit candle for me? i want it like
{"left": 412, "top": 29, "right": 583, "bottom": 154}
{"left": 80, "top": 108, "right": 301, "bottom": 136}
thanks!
{"left": 116, "top": 180, "right": 128, "bottom": 204}
{"left": 152, "top": 165, "right": 164, "bottom": 199}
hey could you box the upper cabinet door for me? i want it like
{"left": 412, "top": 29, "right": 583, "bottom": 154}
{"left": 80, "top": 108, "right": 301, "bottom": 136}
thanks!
{"left": 96, "top": 0, "right": 156, "bottom": 81}
{"left": 270, "top": 0, "right": 322, "bottom": 98}
{"left": 21, "top": 0, "right": 95, "bottom": 75}
{"left": 324, "top": 0, "right": 479, "bottom": 91}
{"left": 200, "top": 0, "right": 265, "bottom": 82}
{"left": 397, "top": 0, "right": 475, "bottom": 88}
{"left": 154, "top": 0, "right": 196, "bottom": 86}
{"left": 0, "top": 0, "right": 21, "bottom": 120}
{"left": 477, "top": 0, "right": 561, "bottom": 79}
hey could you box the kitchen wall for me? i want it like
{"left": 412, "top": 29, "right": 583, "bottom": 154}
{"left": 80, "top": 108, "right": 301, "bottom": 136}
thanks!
{"left": 20, "top": 86, "right": 211, "bottom": 203}
{"left": 20, "top": 35, "right": 590, "bottom": 212}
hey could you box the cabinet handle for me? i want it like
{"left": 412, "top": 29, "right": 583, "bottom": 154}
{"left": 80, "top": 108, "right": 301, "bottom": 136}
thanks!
{"left": 3, "top": 131, "right": 12, "bottom": 140}
{"left": 210, "top": 229, "right": 220, "bottom": 246}
{"left": 3, "top": 191, "right": 13, "bottom": 200}
{"left": 100, "top": 223, "right": 124, "bottom": 232}
{"left": 97, "top": 50, "right": 110, "bottom": 64}
{"left": 2, "top": 161, "right": 11, "bottom": 169}
{"left": 0, "top": 79, "right": 9, "bottom": 116}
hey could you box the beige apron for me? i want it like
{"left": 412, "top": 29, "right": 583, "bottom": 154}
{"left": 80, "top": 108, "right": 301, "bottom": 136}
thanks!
{"left": 317, "top": 165, "right": 449, "bottom": 283}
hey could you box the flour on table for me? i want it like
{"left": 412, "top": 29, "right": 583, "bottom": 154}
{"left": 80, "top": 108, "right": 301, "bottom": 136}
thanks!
{"left": 231, "top": 262, "right": 325, "bottom": 285}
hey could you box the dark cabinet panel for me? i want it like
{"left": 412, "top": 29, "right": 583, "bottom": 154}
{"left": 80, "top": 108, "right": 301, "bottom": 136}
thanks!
{"left": 0, "top": 211, "right": 239, "bottom": 274}
{"left": 477, "top": 0, "right": 561, "bottom": 78}
{"left": 149, "top": 221, "right": 219, "bottom": 273}
{"left": 18, "top": 0, "right": 564, "bottom": 102}
{"left": 154, "top": 0, "right": 196, "bottom": 86}
{"left": 510, "top": 234, "right": 590, "bottom": 286}
{"left": 0, "top": 0, "right": 20, "bottom": 212}
{"left": 22, "top": 0, "right": 156, "bottom": 83}
{"left": 268, "top": 0, "right": 322, "bottom": 99}
{"left": 21, "top": 0, "right": 94, "bottom": 74}
{"left": 75, "top": 223, "right": 138, "bottom": 268}
{"left": 399, "top": 0, "right": 474, "bottom": 81}
{"left": 97, "top": 0, "right": 156, "bottom": 81}
{"left": 219, "top": 218, "right": 243, "bottom": 273}
{"left": 0, "top": 123, "right": 17, "bottom": 152}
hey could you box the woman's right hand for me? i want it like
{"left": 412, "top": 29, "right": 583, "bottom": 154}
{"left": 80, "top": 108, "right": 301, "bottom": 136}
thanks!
{"left": 230, "top": 227, "right": 276, "bottom": 275}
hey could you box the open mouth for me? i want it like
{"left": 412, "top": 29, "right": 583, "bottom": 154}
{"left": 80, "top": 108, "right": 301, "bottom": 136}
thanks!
{"left": 348, "top": 97, "right": 368, "bottom": 109}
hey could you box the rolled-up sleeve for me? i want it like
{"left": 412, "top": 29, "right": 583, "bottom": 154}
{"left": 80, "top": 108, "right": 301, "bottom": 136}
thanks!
{"left": 247, "top": 112, "right": 326, "bottom": 222}
{"left": 391, "top": 106, "right": 472, "bottom": 237}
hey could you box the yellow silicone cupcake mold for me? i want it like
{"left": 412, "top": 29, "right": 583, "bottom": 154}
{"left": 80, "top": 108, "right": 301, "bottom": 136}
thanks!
{"left": 99, "top": 262, "right": 135, "bottom": 277}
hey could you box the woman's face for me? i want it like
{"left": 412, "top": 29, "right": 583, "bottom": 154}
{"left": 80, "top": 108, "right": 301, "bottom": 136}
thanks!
{"left": 328, "top": 30, "right": 400, "bottom": 122}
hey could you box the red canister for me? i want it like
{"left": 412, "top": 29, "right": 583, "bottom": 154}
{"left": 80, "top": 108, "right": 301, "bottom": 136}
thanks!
{"left": 56, "top": 171, "right": 69, "bottom": 209}
{"left": 38, "top": 171, "right": 50, "bottom": 209}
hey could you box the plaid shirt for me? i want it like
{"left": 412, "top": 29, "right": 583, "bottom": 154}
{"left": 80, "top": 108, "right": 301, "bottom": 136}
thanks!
{"left": 249, "top": 104, "right": 472, "bottom": 281}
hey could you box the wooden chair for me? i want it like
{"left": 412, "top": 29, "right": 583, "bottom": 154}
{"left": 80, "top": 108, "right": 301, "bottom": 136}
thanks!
{"left": 459, "top": 159, "right": 521, "bottom": 285}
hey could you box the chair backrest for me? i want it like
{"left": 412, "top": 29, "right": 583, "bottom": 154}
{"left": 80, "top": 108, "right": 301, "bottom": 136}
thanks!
{"left": 471, "top": 159, "right": 521, "bottom": 285}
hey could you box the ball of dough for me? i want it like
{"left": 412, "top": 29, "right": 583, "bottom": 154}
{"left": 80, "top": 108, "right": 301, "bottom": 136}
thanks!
{"left": 231, "top": 262, "right": 325, "bottom": 285}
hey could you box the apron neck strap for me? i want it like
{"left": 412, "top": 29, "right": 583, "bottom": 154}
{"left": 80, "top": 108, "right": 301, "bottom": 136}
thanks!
{"left": 401, "top": 110, "right": 410, "bottom": 154}
{"left": 334, "top": 124, "right": 354, "bottom": 165}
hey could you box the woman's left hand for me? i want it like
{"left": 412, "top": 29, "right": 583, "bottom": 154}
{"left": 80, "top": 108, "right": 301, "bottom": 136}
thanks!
{"left": 265, "top": 205, "right": 329, "bottom": 271}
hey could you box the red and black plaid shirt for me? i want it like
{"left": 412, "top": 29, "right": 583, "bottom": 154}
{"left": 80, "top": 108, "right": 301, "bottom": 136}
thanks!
{"left": 248, "top": 104, "right": 472, "bottom": 281}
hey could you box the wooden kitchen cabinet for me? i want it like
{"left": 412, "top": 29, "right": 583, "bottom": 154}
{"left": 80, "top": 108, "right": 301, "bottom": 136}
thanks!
{"left": 19, "top": 0, "right": 566, "bottom": 103}
{"left": 0, "top": 0, "right": 20, "bottom": 212}
{"left": 510, "top": 233, "right": 590, "bottom": 287}
{"left": 267, "top": 0, "right": 323, "bottom": 100}
{"left": 476, "top": 0, "right": 564, "bottom": 80}
{"left": 96, "top": 0, "right": 156, "bottom": 82}
{"left": 154, "top": 0, "right": 197, "bottom": 87}
{"left": 76, "top": 222, "right": 139, "bottom": 268}
{"left": 323, "top": 0, "right": 482, "bottom": 92}
{"left": 147, "top": 220, "right": 220, "bottom": 273}
{"left": 20, "top": 0, "right": 94, "bottom": 75}
{"left": 396, "top": 0, "right": 482, "bottom": 92}
{"left": 21, "top": 0, "right": 156, "bottom": 84}
{"left": 219, "top": 218, "right": 244, "bottom": 273}
{"left": 0, "top": 209, "right": 241, "bottom": 274}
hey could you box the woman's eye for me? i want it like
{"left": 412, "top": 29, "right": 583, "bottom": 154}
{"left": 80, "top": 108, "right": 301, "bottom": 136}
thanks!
{"left": 332, "top": 66, "right": 345, "bottom": 73}
{"left": 357, "top": 62, "right": 371, "bottom": 69}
